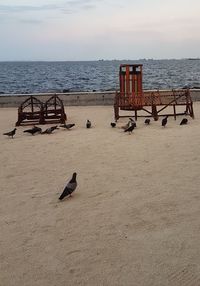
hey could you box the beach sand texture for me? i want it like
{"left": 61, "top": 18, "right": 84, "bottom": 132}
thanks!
{"left": 1, "top": 104, "right": 200, "bottom": 286}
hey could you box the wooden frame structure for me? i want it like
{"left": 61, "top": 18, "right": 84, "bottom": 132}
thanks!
{"left": 43, "top": 95, "right": 67, "bottom": 124}
{"left": 16, "top": 94, "right": 67, "bottom": 126}
{"left": 114, "top": 64, "right": 194, "bottom": 121}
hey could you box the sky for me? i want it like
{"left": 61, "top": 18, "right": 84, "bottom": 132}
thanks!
{"left": 0, "top": 0, "right": 199, "bottom": 60}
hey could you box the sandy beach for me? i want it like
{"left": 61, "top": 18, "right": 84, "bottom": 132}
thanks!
{"left": 1, "top": 104, "right": 200, "bottom": 286}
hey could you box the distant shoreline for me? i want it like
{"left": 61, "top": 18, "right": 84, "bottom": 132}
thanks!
{"left": 186, "top": 58, "right": 200, "bottom": 60}
{"left": 0, "top": 58, "right": 200, "bottom": 62}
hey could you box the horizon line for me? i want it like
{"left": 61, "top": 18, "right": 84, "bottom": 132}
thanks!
{"left": 0, "top": 58, "right": 200, "bottom": 62}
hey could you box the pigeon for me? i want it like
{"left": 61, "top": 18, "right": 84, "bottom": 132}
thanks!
{"left": 86, "top": 120, "right": 91, "bottom": 128}
{"left": 3, "top": 128, "right": 17, "bottom": 138}
{"left": 59, "top": 173, "right": 77, "bottom": 200}
{"left": 60, "top": 123, "right": 75, "bottom": 130}
{"left": 122, "top": 118, "right": 136, "bottom": 130}
{"left": 124, "top": 124, "right": 135, "bottom": 134}
{"left": 129, "top": 118, "right": 137, "bottom": 128}
{"left": 144, "top": 118, "right": 150, "bottom": 125}
{"left": 23, "top": 126, "right": 42, "bottom": 135}
{"left": 180, "top": 118, "right": 188, "bottom": 125}
{"left": 162, "top": 116, "right": 168, "bottom": 127}
{"left": 110, "top": 122, "right": 116, "bottom": 128}
{"left": 41, "top": 125, "right": 59, "bottom": 134}
{"left": 50, "top": 125, "right": 59, "bottom": 131}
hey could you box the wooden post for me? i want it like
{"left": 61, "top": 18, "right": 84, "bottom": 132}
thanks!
{"left": 152, "top": 104, "right": 158, "bottom": 121}
{"left": 39, "top": 104, "right": 45, "bottom": 124}
{"left": 31, "top": 96, "right": 33, "bottom": 113}
{"left": 135, "top": 110, "right": 137, "bottom": 121}
{"left": 173, "top": 105, "right": 176, "bottom": 120}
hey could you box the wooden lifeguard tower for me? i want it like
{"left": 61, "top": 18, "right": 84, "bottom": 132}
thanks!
{"left": 114, "top": 64, "right": 194, "bottom": 121}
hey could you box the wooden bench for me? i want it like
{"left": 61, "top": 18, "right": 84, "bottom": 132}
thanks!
{"left": 16, "top": 95, "right": 67, "bottom": 126}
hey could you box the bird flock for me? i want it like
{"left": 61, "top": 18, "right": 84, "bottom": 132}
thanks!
{"left": 110, "top": 116, "right": 189, "bottom": 134}
{"left": 3, "top": 116, "right": 189, "bottom": 139}
{"left": 3, "top": 119, "right": 93, "bottom": 139}
{"left": 2, "top": 116, "right": 189, "bottom": 201}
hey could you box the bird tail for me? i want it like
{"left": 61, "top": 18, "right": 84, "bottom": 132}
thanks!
{"left": 59, "top": 194, "right": 64, "bottom": 200}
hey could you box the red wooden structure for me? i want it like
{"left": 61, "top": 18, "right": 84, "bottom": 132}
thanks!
{"left": 114, "top": 64, "right": 194, "bottom": 121}
{"left": 16, "top": 94, "right": 67, "bottom": 126}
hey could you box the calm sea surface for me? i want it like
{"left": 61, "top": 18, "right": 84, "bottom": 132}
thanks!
{"left": 0, "top": 60, "right": 200, "bottom": 95}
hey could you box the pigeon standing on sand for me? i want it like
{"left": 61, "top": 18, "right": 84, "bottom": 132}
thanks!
{"left": 41, "top": 125, "right": 59, "bottom": 134}
{"left": 162, "top": 116, "right": 168, "bottom": 127}
{"left": 59, "top": 173, "right": 77, "bottom": 200}
{"left": 129, "top": 118, "right": 137, "bottom": 128}
{"left": 23, "top": 126, "right": 42, "bottom": 135}
{"left": 60, "top": 123, "right": 75, "bottom": 130}
{"left": 144, "top": 119, "right": 150, "bottom": 125}
{"left": 122, "top": 118, "right": 136, "bottom": 130}
{"left": 124, "top": 124, "right": 135, "bottom": 134}
{"left": 3, "top": 128, "right": 17, "bottom": 138}
{"left": 50, "top": 125, "right": 59, "bottom": 131}
{"left": 110, "top": 122, "right": 116, "bottom": 128}
{"left": 180, "top": 118, "right": 188, "bottom": 125}
{"left": 86, "top": 120, "right": 91, "bottom": 128}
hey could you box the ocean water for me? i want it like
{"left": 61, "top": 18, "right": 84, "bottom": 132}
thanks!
{"left": 0, "top": 59, "right": 199, "bottom": 95}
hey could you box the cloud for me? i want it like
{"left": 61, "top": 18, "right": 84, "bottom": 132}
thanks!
{"left": 18, "top": 19, "right": 43, "bottom": 24}
{"left": 65, "top": 0, "right": 99, "bottom": 5}
{"left": 0, "top": 1, "right": 99, "bottom": 14}
{"left": 61, "top": 0, "right": 99, "bottom": 13}
{"left": 0, "top": 4, "right": 59, "bottom": 13}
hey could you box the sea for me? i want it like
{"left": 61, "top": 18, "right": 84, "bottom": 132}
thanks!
{"left": 0, "top": 59, "right": 200, "bottom": 95}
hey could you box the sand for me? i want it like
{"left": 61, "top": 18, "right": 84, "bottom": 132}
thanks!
{"left": 1, "top": 104, "right": 200, "bottom": 286}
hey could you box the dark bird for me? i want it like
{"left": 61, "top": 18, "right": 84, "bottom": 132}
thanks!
{"left": 122, "top": 118, "right": 136, "bottom": 130}
{"left": 110, "top": 122, "right": 116, "bottom": 128}
{"left": 3, "top": 128, "right": 17, "bottom": 138}
{"left": 50, "top": 125, "right": 59, "bottom": 131}
{"left": 59, "top": 173, "right": 77, "bottom": 200}
{"left": 144, "top": 118, "right": 151, "bottom": 125}
{"left": 124, "top": 124, "right": 135, "bottom": 134}
{"left": 60, "top": 123, "right": 75, "bottom": 130}
{"left": 86, "top": 119, "right": 91, "bottom": 128}
{"left": 129, "top": 118, "right": 137, "bottom": 128}
{"left": 41, "top": 125, "right": 59, "bottom": 134}
{"left": 23, "top": 126, "right": 42, "bottom": 135}
{"left": 180, "top": 118, "right": 188, "bottom": 125}
{"left": 162, "top": 116, "right": 168, "bottom": 127}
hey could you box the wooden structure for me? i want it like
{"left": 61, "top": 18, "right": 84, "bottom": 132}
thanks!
{"left": 114, "top": 64, "right": 194, "bottom": 121}
{"left": 16, "top": 94, "right": 67, "bottom": 126}
{"left": 43, "top": 95, "right": 67, "bottom": 124}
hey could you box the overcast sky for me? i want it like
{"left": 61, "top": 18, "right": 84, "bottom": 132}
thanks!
{"left": 0, "top": 0, "right": 199, "bottom": 60}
